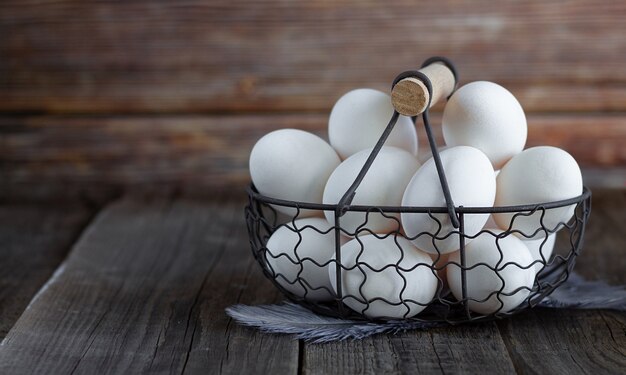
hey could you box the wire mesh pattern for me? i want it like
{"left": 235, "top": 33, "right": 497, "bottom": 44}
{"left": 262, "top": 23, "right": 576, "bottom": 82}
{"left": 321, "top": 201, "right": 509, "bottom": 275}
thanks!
{"left": 244, "top": 57, "right": 592, "bottom": 323}
{"left": 246, "top": 185, "right": 591, "bottom": 323}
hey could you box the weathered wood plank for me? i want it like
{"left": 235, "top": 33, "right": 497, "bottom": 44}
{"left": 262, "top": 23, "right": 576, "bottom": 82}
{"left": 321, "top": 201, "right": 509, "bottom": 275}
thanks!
{"left": 1, "top": 1, "right": 626, "bottom": 113}
{"left": 1, "top": 113, "right": 624, "bottom": 199}
{"left": 303, "top": 324, "right": 517, "bottom": 374}
{"left": 168, "top": 201, "right": 298, "bottom": 375}
{"left": 498, "top": 310, "right": 626, "bottom": 375}
{"left": 496, "top": 189, "right": 626, "bottom": 374}
{"left": 0, "top": 197, "right": 298, "bottom": 374}
{"left": 0, "top": 203, "right": 95, "bottom": 339}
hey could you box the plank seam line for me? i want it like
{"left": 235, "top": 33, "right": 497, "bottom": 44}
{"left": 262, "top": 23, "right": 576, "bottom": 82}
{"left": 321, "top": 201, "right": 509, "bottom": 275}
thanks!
{"left": 149, "top": 325, "right": 164, "bottom": 369}
{"left": 220, "top": 219, "right": 255, "bottom": 373}
{"left": 0, "top": 200, "right": 111, "bottom": 348}
{"left": 0, "top": 264, "right": 66, "bottom": 347}
{"left": 427, "top": 332, "right": 446, "bottom": 374}
{"left": 179, "top": 252, "right": 218, "bottom": 374}
{"left": 21, "top": 262, "right": 67, "bottom": 315}
{"left": 218, "top": 253, "right": 258, "bottom": 373}
{"left": 180, "top": 201, "right": 237, "bottom": 375}
{"left": 174, "top": 218, "right": 201, "bottom": 375}
{"left": 149, "top": 306, "right": 175, "bottom": 372}
{"left": 297, "top": 339, "right": 304, "bottom": 375}
{"left": 495, "top": 321, "right": 524, "bottom": 375}
{"left": 67, "top": 288, "right": 122, "bottom": 375}
{"left": 599, "top": 312, "right": 619, "bottom": 349}
{"left": 568, "top": 350, "right": 587, "bottom": 373}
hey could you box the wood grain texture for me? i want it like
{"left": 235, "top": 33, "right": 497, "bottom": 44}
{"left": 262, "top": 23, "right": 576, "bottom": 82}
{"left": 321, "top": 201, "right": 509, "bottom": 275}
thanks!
{"left": 1, "top": 113, "right": 624, "bottom": 199}
{"left": 0, "top": 197, "right": 298, "bottom": 374}
{"left": 303, "top": 324, "right": 517, "bottom": 374}
{"left": 497, "top": 310, "right": 626, "bottom": 375}
{"left": 495, "top": 188, "right": 626, "bottom": 375}
{"left": 1, "top": 1, "right": 626, "bottom": 113}
{"left": 0, "top": 203, "right": 95, "bottom": 339}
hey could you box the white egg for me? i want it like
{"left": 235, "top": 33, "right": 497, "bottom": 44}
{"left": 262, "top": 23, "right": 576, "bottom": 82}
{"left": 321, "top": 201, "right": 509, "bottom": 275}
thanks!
{"left": 266, "top": 217, "right": 346, "bottom": 301}
{"left": 482, "top": 172, "right": 501, "bottom": 229}
{"left": 429, "top": 251, "right": 454, "bottom": 292}
{"left": 447, "top": 230, "right": 535, "bottom": 314}
{"left": 323, "top": 147, "right": 420, "bottom": 234}
{"left": 260, "top": 204, "right": 293, "bottom": 226}
{"left": 443, "top": 81, "right": 527, "bottom": 169}
{"left": 329, "top": 234, "right": 438, "bottom": 319}
{"left": 401, "top": 146, "right": 496, "bottom": 254}
{"left": 493, "top": 146, "right": 583, "bottom": 238}
{"left": 250, "top": 129, "right": 341, "bottom": 217}
{"left": 418, "top": 145, "right": 449, "bottom": 165}
{"left": 484, "top": 215, "right": 498, "bottom": 229}
{"left": 520, "top": 233, "right": 556, "bottom": 273}
{"left": 329, "top": 89, "right": 418, "bottom": 159}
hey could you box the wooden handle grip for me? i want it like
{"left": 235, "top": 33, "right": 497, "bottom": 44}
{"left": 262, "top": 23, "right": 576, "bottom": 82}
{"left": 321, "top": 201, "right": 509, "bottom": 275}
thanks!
{"left": 391, "top": 62, "right": 456, "bottom": 116}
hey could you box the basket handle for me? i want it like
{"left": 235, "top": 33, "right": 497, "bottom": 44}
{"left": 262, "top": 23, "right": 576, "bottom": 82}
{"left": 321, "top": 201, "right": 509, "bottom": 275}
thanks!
{"left": 335, "top": 57, "right": 460, "bottom": 228}
{"left": 391, "top": 56, "right": 457, "bottom": 116}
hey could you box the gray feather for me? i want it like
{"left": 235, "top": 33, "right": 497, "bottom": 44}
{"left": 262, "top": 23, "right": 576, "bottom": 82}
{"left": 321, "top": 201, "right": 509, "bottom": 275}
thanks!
{"left": 226, "top": 272, "right": 625, "bottom": 343}
{"left": 225, "top": 303, "right": 442, "bottom": 343}
{"left": 538, "top": 273, "right": 626, "bottom": 310}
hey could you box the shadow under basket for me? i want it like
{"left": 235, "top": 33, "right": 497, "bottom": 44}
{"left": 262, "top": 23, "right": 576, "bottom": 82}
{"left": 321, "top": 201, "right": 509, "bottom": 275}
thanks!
{"left": 244, "top": 57, "right": 592, "bottom": 324}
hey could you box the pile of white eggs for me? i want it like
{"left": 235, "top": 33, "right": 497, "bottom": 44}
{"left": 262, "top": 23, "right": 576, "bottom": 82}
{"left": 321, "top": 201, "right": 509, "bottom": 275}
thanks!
{"left": 250, "top": 82, "right": 583, "bottom": 319}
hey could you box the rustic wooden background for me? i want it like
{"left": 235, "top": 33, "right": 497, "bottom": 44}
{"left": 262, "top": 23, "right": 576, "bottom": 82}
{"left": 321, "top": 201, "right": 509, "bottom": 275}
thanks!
{"left": 2, "top": 0, "right": 625, "bottom": 199}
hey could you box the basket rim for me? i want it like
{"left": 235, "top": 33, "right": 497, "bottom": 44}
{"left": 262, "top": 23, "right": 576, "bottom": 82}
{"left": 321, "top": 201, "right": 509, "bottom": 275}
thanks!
{"left": 247, "top": 184, "right": 591, "bottom": 214}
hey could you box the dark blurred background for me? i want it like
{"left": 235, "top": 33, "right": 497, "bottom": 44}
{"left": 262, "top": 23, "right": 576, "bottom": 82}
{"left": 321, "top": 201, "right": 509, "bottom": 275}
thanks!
{"left": 1, "top": 1, "right": 625, "bottom": 201}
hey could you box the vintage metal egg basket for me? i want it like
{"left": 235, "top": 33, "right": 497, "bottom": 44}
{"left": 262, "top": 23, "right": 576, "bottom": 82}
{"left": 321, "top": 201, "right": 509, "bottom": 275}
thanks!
{"left": 245, "top": 57, "right": 592, "bottom": 324}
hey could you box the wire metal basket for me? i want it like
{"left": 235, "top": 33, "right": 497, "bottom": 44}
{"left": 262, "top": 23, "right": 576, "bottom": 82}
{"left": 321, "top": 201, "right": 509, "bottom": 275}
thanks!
{"left": 244, "top": 57, "right": 592, "bottom": 324}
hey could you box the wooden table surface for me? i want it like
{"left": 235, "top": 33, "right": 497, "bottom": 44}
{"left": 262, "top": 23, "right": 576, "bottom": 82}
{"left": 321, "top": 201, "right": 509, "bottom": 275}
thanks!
{"left": 0, "top": 189, "right": 623, "bottom": 374}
